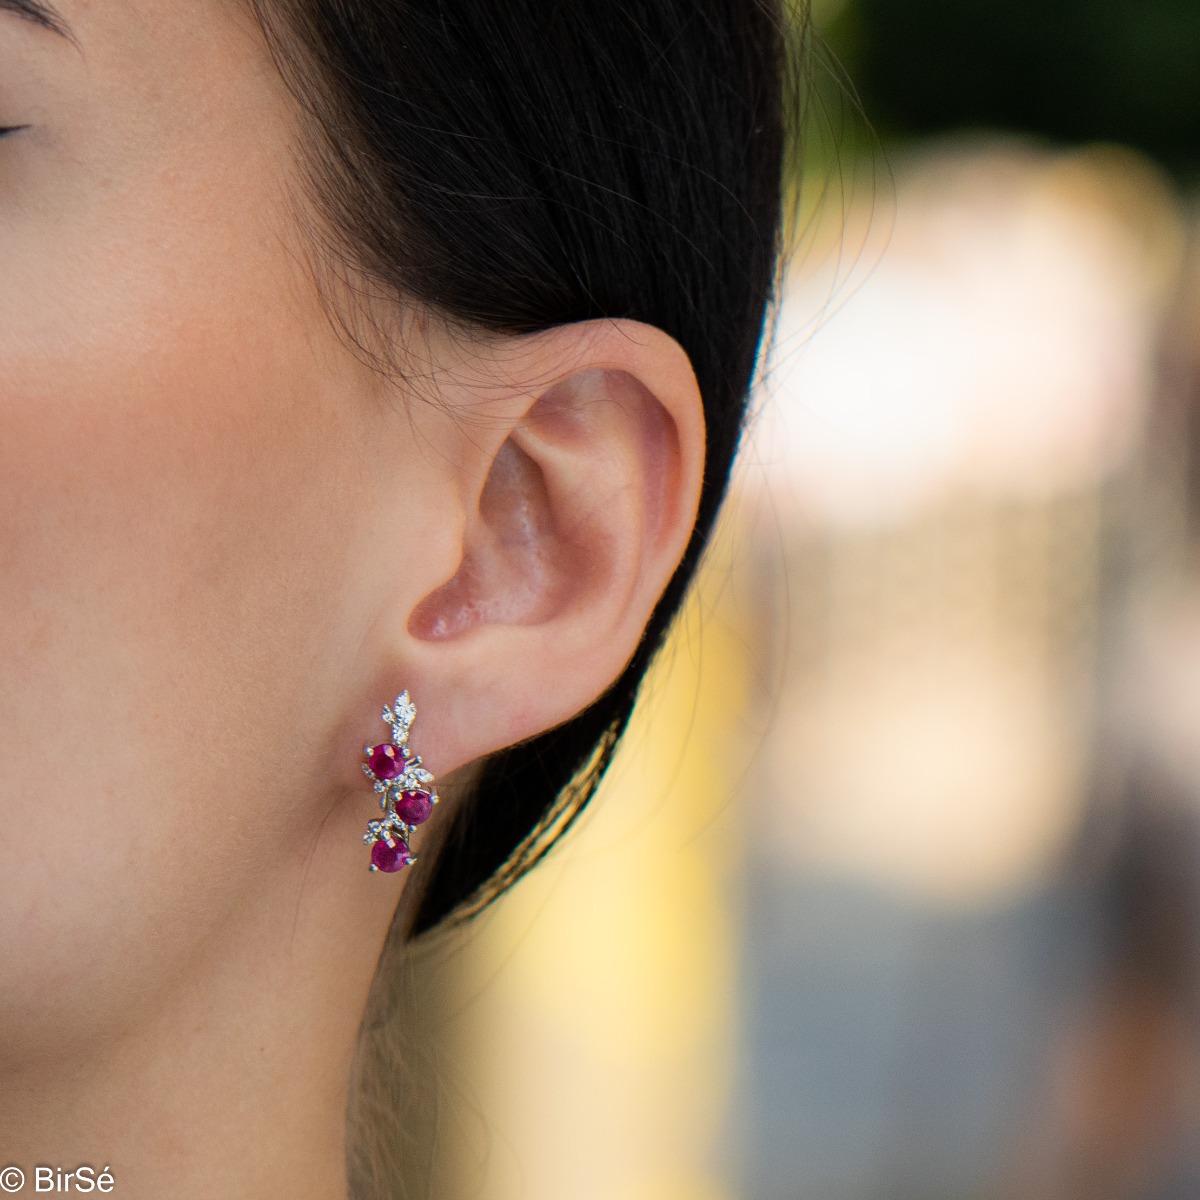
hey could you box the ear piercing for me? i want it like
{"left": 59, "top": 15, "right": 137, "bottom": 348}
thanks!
{"left": 361, "top": 691, "right": 438, "bottom": 873}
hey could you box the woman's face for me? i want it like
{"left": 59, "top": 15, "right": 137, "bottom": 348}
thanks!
{"left": 0, "top": 0, "right": 423, "bottom": 1058}
{"left": 0, "top": 0, "right": 706, "bottom": 1082}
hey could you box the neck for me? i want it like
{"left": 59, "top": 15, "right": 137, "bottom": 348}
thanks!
{"left": 0, "top": 834, "right": 404, "bottom": 1199}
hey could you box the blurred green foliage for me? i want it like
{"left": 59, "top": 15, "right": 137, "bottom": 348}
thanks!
{"left": 819, "top": 0, "right": 1200, "bottom": 176}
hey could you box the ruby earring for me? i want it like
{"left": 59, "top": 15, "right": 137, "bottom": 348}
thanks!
{"left": 361, "top": 690, "right": 439, "bottom": 873}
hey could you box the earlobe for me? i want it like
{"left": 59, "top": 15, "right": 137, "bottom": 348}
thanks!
{"left": 403, "top": 320, "right": 704, "bottom": 770}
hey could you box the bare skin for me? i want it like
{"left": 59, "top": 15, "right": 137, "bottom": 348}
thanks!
{"left": 0, "top": 2, "right": 705, "bottom": 1196}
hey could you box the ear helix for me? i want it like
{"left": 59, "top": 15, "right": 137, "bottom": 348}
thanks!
{"left": 360, "top": 690, "right": 439, "bottom": 873}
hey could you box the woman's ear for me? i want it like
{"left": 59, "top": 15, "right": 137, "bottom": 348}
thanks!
{"left": 397, "top": 318, "right": 705, "bottom": 774}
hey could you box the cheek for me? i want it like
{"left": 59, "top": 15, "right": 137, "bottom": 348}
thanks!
{"left": 0, "top": 226, "right": 372, "bottom": 1056}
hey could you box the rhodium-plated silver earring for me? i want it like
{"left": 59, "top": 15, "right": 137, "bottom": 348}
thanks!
{"left": 361, "top": 690, "right": 439, "bottom": 873}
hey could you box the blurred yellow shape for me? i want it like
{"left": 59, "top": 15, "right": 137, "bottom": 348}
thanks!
{"left": 449, "top": 522, "right": 753, "bottom": 1200}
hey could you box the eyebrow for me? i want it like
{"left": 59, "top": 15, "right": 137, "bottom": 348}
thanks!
{"left": 0, "top": 0, "right": 74, "bottom": 41}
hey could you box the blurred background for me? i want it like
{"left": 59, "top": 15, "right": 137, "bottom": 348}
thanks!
{"left": 400, "top": 3, "right": 1200, "bottom": 1198}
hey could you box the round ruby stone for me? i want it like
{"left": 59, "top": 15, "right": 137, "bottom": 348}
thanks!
{"left": 396, "top": 789, "right": 434, "bottom": 825}
{"left": 371, "top": 837, "right": 411, "bottom": 873}
{"left": 367, "top": 743, "right": 407, "bottom": 781}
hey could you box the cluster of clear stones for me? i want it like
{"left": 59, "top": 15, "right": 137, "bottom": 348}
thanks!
{"left": 361, "top": 690, "right": 439, "bottom": 873}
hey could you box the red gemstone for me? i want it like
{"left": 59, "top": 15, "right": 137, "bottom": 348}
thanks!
{"left": 367, "top": 743, "right": 407, "bottom": 781}
{"left": 371, "top": 837, "right": 411, "bottom": 873}
{"left": 396, "top": 789, "right": 434, "bottom": 825}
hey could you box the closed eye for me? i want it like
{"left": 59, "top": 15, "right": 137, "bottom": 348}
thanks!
{"left": 0, "top": 1, "right": 72, "bottom": 41}
{"left": 0, "top": 126, "right": 29, "bottom": 136}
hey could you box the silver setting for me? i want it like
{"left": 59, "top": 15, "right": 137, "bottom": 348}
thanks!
{"left": 362, "top": 690, "right": 440, "bottom": 872}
